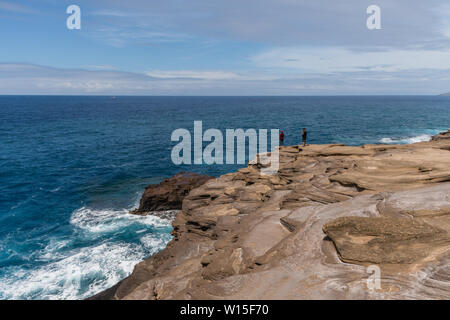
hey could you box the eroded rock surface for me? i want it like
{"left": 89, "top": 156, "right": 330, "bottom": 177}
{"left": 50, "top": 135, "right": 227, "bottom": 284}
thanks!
{"left": 323, "top": 216, "right": 450, "bottom": 265}
{"left": 93, "top": 131, "right": 450, "bottom": 300}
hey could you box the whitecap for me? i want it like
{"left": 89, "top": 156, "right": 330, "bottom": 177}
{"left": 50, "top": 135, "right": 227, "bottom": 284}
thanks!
{"left": 50, "top": 187, "right": 61, "bottom": 193}
{"left": 0, "top": 205, "right": 174, "bottom": 300}
{"left": 0, "top": 242, "right": 153, "bottom": 300}
{"left": 140, "top": 233, "right": 172, "bottom": 251}
{"left": 70, "top": 207, "right": 172, "bottom": 233}
{"left": 380, "top": 134, "right": 432, "bottom": 145}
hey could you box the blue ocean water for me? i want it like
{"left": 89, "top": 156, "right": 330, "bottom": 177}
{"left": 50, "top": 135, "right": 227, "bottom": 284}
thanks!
{"left": 0, "top": 96, "right": 449, "bottom": 300}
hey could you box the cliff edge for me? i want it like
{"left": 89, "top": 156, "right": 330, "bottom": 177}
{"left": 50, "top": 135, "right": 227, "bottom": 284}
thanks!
{"left": 92, "top": 130, "right": 450, "bottom": 300}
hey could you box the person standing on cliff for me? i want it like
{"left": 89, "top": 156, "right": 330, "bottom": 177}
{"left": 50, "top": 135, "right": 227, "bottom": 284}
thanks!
{"left": 279, "top": 130, "right": 285, "bottom": 145}
{"left": 302, "top": 128, "right": 307, "bottom": 147}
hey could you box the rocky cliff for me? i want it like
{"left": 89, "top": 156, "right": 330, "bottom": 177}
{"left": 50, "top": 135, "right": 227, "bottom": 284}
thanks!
{"left": 131, "top": 172, "right": 213, "bottom": 213}
{"left": 93, "top": 130, "right": 450, "bottom": 300}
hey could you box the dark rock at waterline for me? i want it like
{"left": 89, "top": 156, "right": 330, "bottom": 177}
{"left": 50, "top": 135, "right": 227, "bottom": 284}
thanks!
{"left": 131, "top": 172, "right": 214, "bottom": 214}
{"left": 431, "top": 130, "right": 450, "bottom": 141}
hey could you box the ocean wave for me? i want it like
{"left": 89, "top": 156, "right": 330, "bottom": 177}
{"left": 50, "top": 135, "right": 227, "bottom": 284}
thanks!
{"left": 70, "top": 207, "right": 172, "bottom": 233}
{"left": 0, "top": 242, "right": 151, "bottom": 300}
{"left": 380, "top": 134, "right": 432, "bottom": 145}
{"left": 0, "top": 206, "right": 174, "bottom": 300}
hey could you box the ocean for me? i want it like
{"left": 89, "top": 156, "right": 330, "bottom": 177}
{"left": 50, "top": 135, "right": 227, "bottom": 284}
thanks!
{"left": 0, "top": 95, "right": 449, "bottom": 300}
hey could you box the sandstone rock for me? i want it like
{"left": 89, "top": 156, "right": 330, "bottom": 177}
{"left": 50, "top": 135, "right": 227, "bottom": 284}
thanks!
{"left": 323, "top": 216, "right": 450, "bottom": 264}
{"left": 201, "top": 247, "right": 250, "bottom": 280}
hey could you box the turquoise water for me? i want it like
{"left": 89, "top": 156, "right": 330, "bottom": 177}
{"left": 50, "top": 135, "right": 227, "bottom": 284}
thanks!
{"left": 0, "top": 96, "right": 449, "bottom": 299}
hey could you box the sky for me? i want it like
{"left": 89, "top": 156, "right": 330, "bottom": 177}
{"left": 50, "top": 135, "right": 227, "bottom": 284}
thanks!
{"left": 1, "top": 0, "right": 450, "bottom": 95}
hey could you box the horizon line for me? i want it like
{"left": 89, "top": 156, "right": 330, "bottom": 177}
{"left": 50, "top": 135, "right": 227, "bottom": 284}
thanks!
{"left": 0, "top": 94, "right": 446, "bottom": 97}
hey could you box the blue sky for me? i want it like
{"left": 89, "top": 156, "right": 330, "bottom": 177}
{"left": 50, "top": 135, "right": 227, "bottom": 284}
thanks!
{"left": 1, "top": 0, "right": 450, "bottom": 95}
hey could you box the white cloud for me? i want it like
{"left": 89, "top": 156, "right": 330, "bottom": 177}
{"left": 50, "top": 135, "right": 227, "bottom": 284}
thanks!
{"left": 84, "top": 28, "right": 192, "bottom": 47}
{"left": 252, "top": 47, "right": 450, "bottom": 73}
{"left": 85, "top": 65, "right": 117, "bottom": 70}
{"left": 0, "top": 1, "right": 34, "bottom": 13}
{"left": 0, "top": 63, "right": 449, "bottom": 95}
{"left": 436, "top": 4, "right": 450, "bottom": 38}
{"left": 145, "top": 70, "right": 241, "bottom": 80}
{"left": 82, "top": 0, "right": 449, "bottom": 48}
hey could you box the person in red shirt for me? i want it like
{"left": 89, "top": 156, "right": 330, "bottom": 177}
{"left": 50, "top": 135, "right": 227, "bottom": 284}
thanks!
{"left": 279, "top": 130, "right": 285, "bottom": 145}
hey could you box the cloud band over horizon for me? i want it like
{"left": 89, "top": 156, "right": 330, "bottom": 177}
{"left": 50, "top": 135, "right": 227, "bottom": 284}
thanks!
{"left": 0, "top": 0, "right": 450, "bottom": 95}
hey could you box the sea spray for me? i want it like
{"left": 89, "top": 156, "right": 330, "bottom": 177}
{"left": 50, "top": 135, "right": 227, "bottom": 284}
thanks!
{"left": 380, "top": 134, "right": 433, "bottom": 144}
{"left": 0, "top": 207, "right": 173, "bottom": 300}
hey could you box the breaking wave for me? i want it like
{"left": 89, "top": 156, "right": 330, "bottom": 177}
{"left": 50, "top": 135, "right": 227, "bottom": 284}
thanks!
{"left": 0, "top": 207, "right": 173, "bottom": 300}
{"left": 380, "top": 134, "right": 433, "bottom": 145}
{"left": 70, "top": 207, "right": 172, "bottom": 233}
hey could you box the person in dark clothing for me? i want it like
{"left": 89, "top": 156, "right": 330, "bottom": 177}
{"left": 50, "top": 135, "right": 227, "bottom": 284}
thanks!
{"left": 302, "top": 128, "right": 307, "bottom": 147}
{"left": 279, "top": 130, "right": 285, "bottom": 145}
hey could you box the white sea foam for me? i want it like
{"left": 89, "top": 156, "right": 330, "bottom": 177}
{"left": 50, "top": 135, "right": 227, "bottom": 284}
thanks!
{"left": 0, "top": 206, "right": 173, "bottom": 300}
{"left": 0, "top": 242, "right": 149, "bottom": 300}
{"left": 139, "top": 233, "right": 171, "bottom": 250}
{"left": 380, "top": 134, "right": 432, "bottom": 145}
{"left": 70, "top": 207, "right": 172, "bottom": 233}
